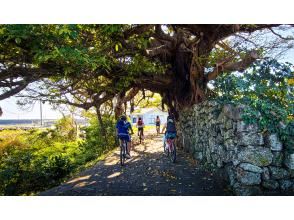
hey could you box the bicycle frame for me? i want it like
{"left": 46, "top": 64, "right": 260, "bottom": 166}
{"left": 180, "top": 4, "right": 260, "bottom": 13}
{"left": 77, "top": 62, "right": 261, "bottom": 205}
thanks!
{"left": 165, "top": 137, "right": 176, "bottom": 163}
{"left": 120, "top": 139, "right": 128, "bottom": 166}
{"left": 122, "top": 139, "right": 127, "bottom": 152}
{"left": 166, "top": 138, "right": 175, "bottom": 151}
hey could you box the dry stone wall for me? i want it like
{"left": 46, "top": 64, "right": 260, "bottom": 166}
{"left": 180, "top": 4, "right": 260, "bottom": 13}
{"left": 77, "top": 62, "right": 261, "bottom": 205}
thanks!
{"left": 177, "top": 101, "right": 294, "bottom": 195}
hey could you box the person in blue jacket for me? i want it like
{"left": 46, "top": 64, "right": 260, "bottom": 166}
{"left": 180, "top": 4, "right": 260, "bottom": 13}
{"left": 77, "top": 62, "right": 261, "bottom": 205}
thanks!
{"left": 116, "top": 115, "right": 134, "bottom": 158}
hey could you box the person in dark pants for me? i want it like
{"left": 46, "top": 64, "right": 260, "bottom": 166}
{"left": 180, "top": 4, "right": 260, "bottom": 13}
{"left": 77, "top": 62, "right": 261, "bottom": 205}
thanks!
{"left": 155, "top": 115, "right": 161, "bottom": 134}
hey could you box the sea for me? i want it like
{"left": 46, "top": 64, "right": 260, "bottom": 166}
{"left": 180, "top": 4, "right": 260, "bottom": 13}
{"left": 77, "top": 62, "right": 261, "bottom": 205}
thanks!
{"left": 0, "top": 119, "right": 56, "bottom": 126}
{"left": 0, "top": 119, "right": 88, "bottom": 127}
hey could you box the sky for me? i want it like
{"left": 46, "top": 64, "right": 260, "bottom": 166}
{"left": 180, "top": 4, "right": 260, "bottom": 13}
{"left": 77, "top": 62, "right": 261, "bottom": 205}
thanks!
{"left": 1, "top": 35, "right": 294, "bottom": 120}
{"left": 0, "top": 97, "right": 64, "bottom": 119}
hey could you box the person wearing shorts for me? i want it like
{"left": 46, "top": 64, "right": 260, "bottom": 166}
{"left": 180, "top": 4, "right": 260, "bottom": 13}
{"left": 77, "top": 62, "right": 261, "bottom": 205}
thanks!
{"left": 155, "top": 115, "right": 161, "bottom": 134}
{"left": 163, "top": 111, "right": 177, "bottom": 148}
{"left": 137, "top": 117, "right": 144, "bottom": 139}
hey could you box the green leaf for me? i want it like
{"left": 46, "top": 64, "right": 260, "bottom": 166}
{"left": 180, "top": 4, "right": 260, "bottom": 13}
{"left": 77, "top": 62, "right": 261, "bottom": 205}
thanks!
{"left": 15, "top": 38, "right": 21, "bottom": 44}
{"left": 115, "top": 44, "right": 119, "bottom": 52}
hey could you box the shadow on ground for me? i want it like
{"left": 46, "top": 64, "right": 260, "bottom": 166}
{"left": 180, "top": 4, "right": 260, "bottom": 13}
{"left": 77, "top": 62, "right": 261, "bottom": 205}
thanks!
{"left": 40, "top": 133, "right": 230, "bottom": 196}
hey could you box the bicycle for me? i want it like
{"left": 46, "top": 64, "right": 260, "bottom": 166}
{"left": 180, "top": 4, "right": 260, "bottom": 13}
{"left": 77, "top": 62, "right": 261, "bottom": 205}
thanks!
{"left": 163, "top": 136, "right": 176, "bottom": 163}
{"left": 119, "top": 139, "right": 128, "bottom": 166}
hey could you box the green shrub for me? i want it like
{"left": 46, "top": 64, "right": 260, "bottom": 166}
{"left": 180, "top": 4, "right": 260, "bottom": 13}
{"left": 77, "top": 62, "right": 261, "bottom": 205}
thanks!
{"left": 0, "top": 142, "right": 74, "bottom": 195}
{"left": 81, "top": 115, "right": 116, "bottom": 161}
{"left": 212, "top": 58, "right": 294, "bottom": 152}
{"left": 55, "top": 116, "right": 77, "bottom": 141}
{"left": 0, "top": 114, "right": 117, "bottom": 195}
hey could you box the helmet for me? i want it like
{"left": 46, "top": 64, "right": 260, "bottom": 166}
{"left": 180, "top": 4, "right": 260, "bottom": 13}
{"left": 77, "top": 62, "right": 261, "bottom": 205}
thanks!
{"left": 120, "top": 115, "right": 127, "bottom": 121}
{"left": 168, "top": 113, "right": 174, "bottom": 120}
{"left": 168, "top": 118, "right": 174, "bottom": 123}
{"left": 168, "top": 109, "right": 174, "bottom": 117}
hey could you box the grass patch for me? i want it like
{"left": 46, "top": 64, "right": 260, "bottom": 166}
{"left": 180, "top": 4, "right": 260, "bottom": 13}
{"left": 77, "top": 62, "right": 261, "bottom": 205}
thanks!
{"left": 133, "top": 125, "right": 159, "bottom": 133}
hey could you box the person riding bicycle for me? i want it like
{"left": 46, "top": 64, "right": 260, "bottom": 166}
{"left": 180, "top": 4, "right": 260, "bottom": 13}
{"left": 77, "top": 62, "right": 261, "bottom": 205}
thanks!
{"left": 155, "top": 115, "right": 161, "bottom": 134}
{"left": 116, "top": 115, "right": 134, "bottom": 159}
{"left": 164, "top": 111, "right": 177, "bottom": 149}
{"left": 136, "top": 117, "right": 144, "bottom": 139}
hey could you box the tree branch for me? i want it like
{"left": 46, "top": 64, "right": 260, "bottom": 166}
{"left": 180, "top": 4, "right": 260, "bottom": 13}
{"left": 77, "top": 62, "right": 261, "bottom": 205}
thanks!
{"left": 123, "top": 25, "right": 154, "bottom": 38}
{"left": 154, "top": 25, "right": 176, "bottom": 43}
{"left": 207, "top": 50, "right": 259, "bottom": 81}
{"left": 134, "top": 72, "right": 173, "bottom": 92}
{"left": 146, "top": 44, "right": 172, "bottom": 57}
{"left": 0, "top": 81, "right": 30, "bottom": 100}
{"left": 268, "top": 27, "right": 294, "bottom": 40}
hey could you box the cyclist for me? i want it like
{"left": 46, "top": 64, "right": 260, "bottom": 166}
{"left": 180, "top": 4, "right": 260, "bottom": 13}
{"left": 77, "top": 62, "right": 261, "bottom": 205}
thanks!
{"left": 116, "top": 115, "right": 134, "bottom": 159}
{"left": 136, "top": 117, "right": 144, "bottom": 139}
{"left": 155, "top": 115, "right": 161, "bottom": 134}
{"left": 163, "top": 111, "right": 177, "bottom": 149}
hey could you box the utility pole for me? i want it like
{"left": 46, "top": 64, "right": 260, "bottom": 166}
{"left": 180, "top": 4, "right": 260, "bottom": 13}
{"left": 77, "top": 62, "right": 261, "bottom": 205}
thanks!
{"left": 40, "top": 100, "right": 43, "bottom": 127}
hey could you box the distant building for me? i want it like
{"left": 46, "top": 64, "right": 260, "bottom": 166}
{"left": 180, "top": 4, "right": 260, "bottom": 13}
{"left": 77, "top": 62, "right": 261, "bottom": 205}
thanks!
{"left": 130, "top": 108, "right": 168, "bottom": 125}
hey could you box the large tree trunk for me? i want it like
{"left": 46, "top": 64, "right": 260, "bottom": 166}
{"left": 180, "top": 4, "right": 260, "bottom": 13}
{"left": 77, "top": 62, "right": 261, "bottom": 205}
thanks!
{"left": 114, "top": 92, "right": 125, "bottom": 120}
{"left": 130, "top": 99, "right": 135, "bottom": 113}
{"left": 95, "top": 105, "right": 107, "bottom": 141}
{"left": 164, "top": 48, "right": 209, "bottom": 116}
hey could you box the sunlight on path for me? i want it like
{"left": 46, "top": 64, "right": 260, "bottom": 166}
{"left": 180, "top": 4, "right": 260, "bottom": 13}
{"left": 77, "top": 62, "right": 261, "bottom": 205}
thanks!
{"left": 40, "top": 131, "right": 229, "bottom": 196}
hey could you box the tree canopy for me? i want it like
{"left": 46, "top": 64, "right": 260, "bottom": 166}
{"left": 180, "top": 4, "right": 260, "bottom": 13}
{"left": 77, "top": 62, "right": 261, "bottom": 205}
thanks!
{"left": 1, "top": 24, "right": 294, "bottom": 118}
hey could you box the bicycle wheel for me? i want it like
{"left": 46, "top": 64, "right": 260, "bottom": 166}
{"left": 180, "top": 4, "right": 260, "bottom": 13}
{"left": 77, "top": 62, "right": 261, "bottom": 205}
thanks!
{"left": 120, "top": 141, "right": 126, "bottom": 166}
{"left": 169, "top": 142, "right": 176, "bottom": 163}
{"left": 164, "top": 140, "right": 169, "bottom": 157}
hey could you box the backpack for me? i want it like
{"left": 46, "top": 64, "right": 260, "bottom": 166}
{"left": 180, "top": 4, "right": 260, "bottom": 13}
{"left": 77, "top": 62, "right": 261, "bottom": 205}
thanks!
{"left": 166, "top": 116, "right": 176, "bottom": 132}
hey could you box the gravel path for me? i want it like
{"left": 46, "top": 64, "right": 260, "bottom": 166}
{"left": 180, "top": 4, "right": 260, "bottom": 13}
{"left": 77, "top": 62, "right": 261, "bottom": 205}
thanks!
{"left": 40, "top": 132, "right": 230, "bottom": 196}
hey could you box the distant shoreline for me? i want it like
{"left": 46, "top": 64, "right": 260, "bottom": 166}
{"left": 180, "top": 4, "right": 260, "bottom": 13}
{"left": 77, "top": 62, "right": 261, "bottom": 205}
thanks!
{"left": 0, "top": 119, "right": 88, "bottom": 129}
{"left": 0, "top": 119, "right": 58, "bottom": 120}
{"left": 0, "top": 119, "right": 56, "bottom": 130}
{"left": 0, "top": 119, "right": 57, "bottom": 125}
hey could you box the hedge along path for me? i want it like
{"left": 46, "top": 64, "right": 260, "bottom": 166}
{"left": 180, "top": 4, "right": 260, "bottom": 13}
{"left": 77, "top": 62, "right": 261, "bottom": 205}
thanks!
{"left": 40, "top": 131, "right": 229, "bottom": 196}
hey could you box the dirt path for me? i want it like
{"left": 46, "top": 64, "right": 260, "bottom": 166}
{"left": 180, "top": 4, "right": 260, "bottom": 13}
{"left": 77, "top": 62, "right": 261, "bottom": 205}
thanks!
{"left": 40, "top": 132, "right": 230, "bottom": 196}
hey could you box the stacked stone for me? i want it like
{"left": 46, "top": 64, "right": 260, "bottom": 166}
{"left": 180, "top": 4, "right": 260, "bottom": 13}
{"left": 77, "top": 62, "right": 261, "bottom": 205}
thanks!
{"left": 177, "top": 101, "right": 294, "bottom": 195}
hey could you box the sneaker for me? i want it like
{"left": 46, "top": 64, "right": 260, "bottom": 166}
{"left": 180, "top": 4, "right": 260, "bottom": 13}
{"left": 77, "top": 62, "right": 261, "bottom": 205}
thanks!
{"left": 125, "top": 154, "right": 131, "bottom": 159}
